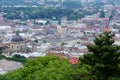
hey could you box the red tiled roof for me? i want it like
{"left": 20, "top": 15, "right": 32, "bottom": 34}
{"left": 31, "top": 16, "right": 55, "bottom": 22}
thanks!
{"left": 103, "top": 28, "right": 111, "bottom": 32}
{"left": 69, "top": 57, "right": 79, "bottom": 65}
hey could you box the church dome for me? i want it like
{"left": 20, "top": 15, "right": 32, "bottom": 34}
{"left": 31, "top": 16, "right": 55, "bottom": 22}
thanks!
{"left": 11, "top": 35, "right": 24, "bottom": 42}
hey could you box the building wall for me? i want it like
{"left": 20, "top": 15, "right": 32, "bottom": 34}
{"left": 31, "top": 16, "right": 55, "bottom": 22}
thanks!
{"left": 10, "top": 43, "right": 24, "bottom": 51}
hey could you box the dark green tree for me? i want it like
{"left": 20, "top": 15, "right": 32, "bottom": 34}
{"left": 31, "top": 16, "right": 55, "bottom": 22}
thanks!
{"left": 34, "top": 39, "right": 38, "bottom": 43}
{"left": 0, "top": 54, "right": 6, "bottom": 60}
{"left": 0, "top": 47, "right": 2, "bottom": 54}
{"left": 99, "top": 10, "right": 105, "bottom": 18}
{"left": 11, "top": 54, "right": 27, "bottom": 63}
{"left": 82, "top": 32, "right": 120, "bottom": 80}
{"left": 0, "top": 74, "right": 6, "bottom": 80}
{"left": 16, "top": 30, "right": 20, "bottom": 36}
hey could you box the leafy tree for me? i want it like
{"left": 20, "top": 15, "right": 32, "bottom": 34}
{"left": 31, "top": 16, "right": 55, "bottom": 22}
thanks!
{"left": 0, "top": 47, "right": 3, "bottom": 54}
{"left": 0, "top": 54, "right": 6, "bottom": 60}
{"left": 34, "top": 39, "right": 38, "bottom": 43}
{"left": 43, "top": 40, "right": 47, "bottom": 43}
{"left": 99, "top": 10, "right": 105, "bottom": 18}
{"left": 2, "top": 56, "right": 90, "bottom": 80}
{"left": 77, "top": 41, "right": 81, "bottom": 44}
{"left": 61, "top": 42, "right": 67, "bottom": 46}
{"left": 82, "top": 32, "right": 120, "bottom": 80}
{"left": 1, "top": 6, "right": 95, "bottom": 20}
{"left": 0, "top": 74, "right": 7, "bottom": 80}
{"left": 11, "top": 54, "right": 27, "bottom": 63}
{"left": 15, "top": 30, "right": 20, "bottom": 36}
{"left": 71, "top": 62, "right": 91, "bottom": 80}
{"left": 0, "top": 54, "right": 26, "bottom": 63}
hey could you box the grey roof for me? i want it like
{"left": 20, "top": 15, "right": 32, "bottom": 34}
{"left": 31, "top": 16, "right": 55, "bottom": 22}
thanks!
{"left": 11, "top": 35, "right": 24, "bottom": 42}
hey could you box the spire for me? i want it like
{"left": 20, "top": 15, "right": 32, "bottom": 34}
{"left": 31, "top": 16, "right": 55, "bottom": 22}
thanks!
{"left": 16, "top": 30, "right": 20, "bottom": 36}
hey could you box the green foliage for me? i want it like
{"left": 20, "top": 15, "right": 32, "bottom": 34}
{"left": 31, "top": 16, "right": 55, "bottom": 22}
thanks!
{"left": 15, "top": 30, "right": 20, "bottom": 36}
{"left": 99, "top": 10, "right": 105, "bottom": 18}
{"left": 82, "top": 32, "right": 120, "bottom": 80}
{"left": 43, "top": 40, "right": 47, "bottom": 43}
{"left": 0, "top": 47, "right": 2, "bottom": 54}
{"left": 61, "top": 42, "right": 67, "bottom": 46}
{"left": 34, "top": 39, "right": 38, "bottom": 43}
{"left": 11, "top": 54, "right": 27, "bottom": 63}
{"left": 0, "top": 74, "right": 7, "bottom": 80}
{"left": 0, "top": 0, "right": 38, "bottom": 6}
{"left": 0, "top": 54, "right": 6, "bottom": 60}
{"left": 71, "top": 62, "right": 91, "bottom": 80}
{"left": 77, "top": 41, "right": 81, "bottom": 44}
{"left": 1, "top": 6, "right": 95, "bottom": 20}
{"left": 0, "top": 54, "right": 26, "bottom": 63}
{"left": 0, "top": 56, "right": 91, "bottom": 80}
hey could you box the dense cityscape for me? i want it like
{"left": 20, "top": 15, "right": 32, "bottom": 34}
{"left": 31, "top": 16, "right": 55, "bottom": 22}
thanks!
{"left": 0, "top": 0, "right": 120, "bottom": 80}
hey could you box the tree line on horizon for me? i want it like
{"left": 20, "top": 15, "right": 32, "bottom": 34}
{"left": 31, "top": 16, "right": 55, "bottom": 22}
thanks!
{"left": 1, "top": 7, "right": 95, "bottom": 20}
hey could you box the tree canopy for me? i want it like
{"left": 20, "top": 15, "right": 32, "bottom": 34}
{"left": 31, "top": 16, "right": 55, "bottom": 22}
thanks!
{"left": 0, "top": 54, "right": 26, "bottom": 63}
{"left": 82, "top": 32, "right": 120, "bottom": 80}
{"left": 2, "top": 56, "right": 90, "bottom": 80}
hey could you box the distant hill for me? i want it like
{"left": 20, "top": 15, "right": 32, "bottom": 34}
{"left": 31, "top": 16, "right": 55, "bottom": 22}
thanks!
{"left": 0, "top": 0, "right": 23, "bottom": 5}
{"left": 108, "top": 0, "right": 120, "bottom": 3}
{"left": 0, "top": 0, "right": 38, "bottom": 6}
